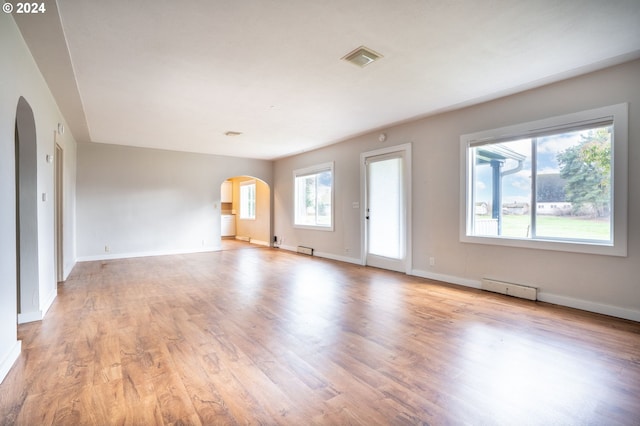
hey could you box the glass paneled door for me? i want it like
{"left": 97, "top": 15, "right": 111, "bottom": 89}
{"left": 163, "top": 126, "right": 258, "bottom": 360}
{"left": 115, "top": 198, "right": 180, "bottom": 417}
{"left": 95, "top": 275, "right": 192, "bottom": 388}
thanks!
{"left": 364, "top": 149, "right": 408, "bottom": 272}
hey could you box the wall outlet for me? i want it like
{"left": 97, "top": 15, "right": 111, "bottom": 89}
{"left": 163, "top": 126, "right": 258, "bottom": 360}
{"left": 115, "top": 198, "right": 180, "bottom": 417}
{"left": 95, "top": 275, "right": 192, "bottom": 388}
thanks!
{"left": 105, "top": 245, "right": 110, "bottom": 253}
{"left": 429, "top": 256, "right": 435, "bottom": 266}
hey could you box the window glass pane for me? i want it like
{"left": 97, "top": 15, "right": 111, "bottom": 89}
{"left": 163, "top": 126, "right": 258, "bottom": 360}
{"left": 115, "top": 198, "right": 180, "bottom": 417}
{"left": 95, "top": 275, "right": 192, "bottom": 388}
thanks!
{"left": 469, "top": 124, "right": 612, "bottom": 243}
{"left": 295, "top": 175, "right": 314, "bottom": 226}
{"left": 240, "top": 183, "right": 256, "bottom": 219}
{"left": 315, "top": 171, "right": 332, "bottom": 226}
{"left": 368, "top": 158, "right": 401, "bottom": 258}
{"left": 294, "top": 167, "right": 332, "bottom": 228}
{"left": 535, "top": 126, "right": 612, "bottom": 241}
{"left": 472, "top": 139, "right": 531, "bottom": 238}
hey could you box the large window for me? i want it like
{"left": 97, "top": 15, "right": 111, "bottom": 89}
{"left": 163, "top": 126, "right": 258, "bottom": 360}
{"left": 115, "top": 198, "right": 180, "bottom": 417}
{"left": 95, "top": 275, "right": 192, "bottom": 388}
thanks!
{"left": 240, "top": 180, "right": 256, "bottom": 220}
{"left": 294, "top": 162, "right": 334, "bottom": 230}
{"left": 461, "top": 104, "right": 627, "bottom": 256}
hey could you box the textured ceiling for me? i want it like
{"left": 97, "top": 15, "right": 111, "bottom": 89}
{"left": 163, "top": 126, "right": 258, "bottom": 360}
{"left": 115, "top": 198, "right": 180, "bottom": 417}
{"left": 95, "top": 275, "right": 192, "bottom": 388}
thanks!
{"left": 14, "top": 0, "right": 640, "bottom": 159}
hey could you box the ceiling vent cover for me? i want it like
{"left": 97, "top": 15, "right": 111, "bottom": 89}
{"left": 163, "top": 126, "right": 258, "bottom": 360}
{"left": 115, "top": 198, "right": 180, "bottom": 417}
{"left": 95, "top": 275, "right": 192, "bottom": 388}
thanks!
{"left": 342, "top": 46, "right": 382, "bottom": 67}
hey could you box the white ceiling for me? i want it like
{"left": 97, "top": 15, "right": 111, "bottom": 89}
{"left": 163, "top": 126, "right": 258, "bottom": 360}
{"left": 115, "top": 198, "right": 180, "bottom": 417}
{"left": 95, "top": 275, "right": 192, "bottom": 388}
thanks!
{"left": 15, "top": 0, "right": 640, "bottom": 160}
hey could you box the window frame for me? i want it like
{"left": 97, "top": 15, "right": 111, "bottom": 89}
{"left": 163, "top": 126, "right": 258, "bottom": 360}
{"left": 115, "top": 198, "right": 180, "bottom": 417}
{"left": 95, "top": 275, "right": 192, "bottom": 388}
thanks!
{"left": 239, "top": 180, "right": 256, "bottom": 220}
{"left": 293, "top": 161, "right": 335, "bottom": 231}
{"left": 460, "top": 103, "right": 628, "bottom": 257}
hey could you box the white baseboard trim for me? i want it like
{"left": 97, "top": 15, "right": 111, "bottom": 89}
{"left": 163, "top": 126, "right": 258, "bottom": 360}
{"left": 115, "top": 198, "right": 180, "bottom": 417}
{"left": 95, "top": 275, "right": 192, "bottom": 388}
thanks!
{"left": 411, "top": 269, "right": 482, "bottom": 289}
{"left": 63, "top": 261, "right": 75, "bottom": 281}
{"left": 537, "top": 292, "right": 640, "bottom": 322}
{"left": 18, "top": 309, "right": 42, "bottom": 324}
{"left": 277, "top": 245, "right": 362, "bottom": 265}
{"left": 248, "top": 239, "right": 270, "bottom": 247}
{"left": 313, "top": 250, "right": 363, "bottom": 265}
{"left": 412, "top": 268, "right": 639, "bottom": 322}
{"left": 278, "top": 244, "right": 297, "bottom": 252}
{"left": 0, "top": 340, "right": 21, "bottom": 384}
{"left": 77, "top": 246, "right": 219, "bottom": 262}
{"left": 41, "top": 287, "right": 57, "bottom": 317}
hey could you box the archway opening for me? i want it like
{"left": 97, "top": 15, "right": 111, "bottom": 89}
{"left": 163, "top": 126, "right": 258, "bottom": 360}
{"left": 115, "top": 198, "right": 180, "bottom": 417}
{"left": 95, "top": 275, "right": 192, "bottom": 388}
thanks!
{"left": 219, "top": 176, "right": 271, "bottom": 250}
{"left": 15, "top": 96, "right": 40, "bottom": 321}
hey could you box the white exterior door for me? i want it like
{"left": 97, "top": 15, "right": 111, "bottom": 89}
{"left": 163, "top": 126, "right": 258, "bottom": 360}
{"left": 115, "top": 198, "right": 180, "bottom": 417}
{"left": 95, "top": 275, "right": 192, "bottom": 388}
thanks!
{"left": 362, "top": 144, "right": 411, "bottom": 273}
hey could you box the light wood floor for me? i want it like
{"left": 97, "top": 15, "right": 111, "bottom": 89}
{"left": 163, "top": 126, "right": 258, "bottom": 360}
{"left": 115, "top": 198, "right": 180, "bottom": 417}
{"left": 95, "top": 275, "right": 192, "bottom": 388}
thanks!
{"left": 1, "top": 247, "right": 639, "bottom": 425}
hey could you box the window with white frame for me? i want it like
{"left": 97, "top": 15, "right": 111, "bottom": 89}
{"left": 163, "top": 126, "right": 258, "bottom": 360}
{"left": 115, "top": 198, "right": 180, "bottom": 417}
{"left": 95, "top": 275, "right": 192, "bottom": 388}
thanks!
{"left": 460, "top": 103, "right": 628, "bottom": 256}
{"left": 294, "top": 162, "right": 334, "bottom": 230}
{"left": 239, "top": 180, "right": 256, "bottom": 220}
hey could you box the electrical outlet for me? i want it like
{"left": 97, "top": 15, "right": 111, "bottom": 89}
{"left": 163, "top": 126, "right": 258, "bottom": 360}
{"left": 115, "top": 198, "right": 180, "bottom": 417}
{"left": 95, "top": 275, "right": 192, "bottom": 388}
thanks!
{"left": 105, "top": 245, "right": 110, "bottom": 253}
{"left": 429, "top": 257, "right": 435, "bottom": 266}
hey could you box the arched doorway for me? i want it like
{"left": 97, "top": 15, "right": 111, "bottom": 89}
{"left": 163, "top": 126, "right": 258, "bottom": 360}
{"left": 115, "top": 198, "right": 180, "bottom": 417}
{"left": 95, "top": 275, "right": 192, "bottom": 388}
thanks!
{"left": 15, "top": 97, "right": 40, "bottom": 321}
{"left": 219, "top": 176, "right": 271, "bottom": 249}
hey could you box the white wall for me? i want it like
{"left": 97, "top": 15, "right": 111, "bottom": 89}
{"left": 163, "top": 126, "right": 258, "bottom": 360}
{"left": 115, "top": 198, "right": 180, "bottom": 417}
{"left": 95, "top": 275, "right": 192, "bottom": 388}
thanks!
{"left": 76, "top": 143, "right": 272, "bottom": 260}
{"left": 274, "top": 59, "right": 640, "bottom": 321}
{"left": 0, "top": 13, "right": 77, "bottom": 382}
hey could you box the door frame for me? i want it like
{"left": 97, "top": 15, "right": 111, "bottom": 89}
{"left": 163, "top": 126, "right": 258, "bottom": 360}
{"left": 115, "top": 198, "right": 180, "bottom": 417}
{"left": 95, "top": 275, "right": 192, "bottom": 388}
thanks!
{"left": 55, "top": 142, "right": 64, "bottom": 282}
{"left": 360, "top": 143, "right": 412, "bottom": 273}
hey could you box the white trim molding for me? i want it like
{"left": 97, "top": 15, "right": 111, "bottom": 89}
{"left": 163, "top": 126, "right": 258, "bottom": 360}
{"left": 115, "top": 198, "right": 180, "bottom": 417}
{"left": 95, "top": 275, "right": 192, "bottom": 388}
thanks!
{"left": 460, "top": 103, "right": 628, "bottom": 257}
{"left": 0, "top": 341, "right": 21, "bottom": 384}
{"left": 18, "top": 310, "right": 43, "bottom": 324}
{"left": 412, "top": 269, "right": 639, "bottom": 322}
{"left": 77, "top": 246, "right": 219, "bottom": 262}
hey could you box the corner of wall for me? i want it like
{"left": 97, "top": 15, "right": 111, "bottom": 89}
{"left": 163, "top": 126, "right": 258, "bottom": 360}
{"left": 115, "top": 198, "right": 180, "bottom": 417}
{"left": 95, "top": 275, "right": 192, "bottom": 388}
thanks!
{"left": 0, "top": 340, "right": 21, "bottom": 384}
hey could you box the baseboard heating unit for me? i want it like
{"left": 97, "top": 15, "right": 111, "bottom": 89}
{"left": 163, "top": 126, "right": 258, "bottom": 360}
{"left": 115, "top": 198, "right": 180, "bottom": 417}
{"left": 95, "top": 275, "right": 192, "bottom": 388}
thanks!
{"left": 297, "top": 246, "right": 314, "bottom": 256}
{"left": 481, "top": 278, "right": 537, "bottom": 301}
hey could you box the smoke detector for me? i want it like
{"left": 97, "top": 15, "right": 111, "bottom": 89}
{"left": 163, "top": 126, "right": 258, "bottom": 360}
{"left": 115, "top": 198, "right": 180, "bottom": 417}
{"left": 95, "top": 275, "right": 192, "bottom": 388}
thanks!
{"left": 341, "top": 46, "right": 383, "bottom": 67}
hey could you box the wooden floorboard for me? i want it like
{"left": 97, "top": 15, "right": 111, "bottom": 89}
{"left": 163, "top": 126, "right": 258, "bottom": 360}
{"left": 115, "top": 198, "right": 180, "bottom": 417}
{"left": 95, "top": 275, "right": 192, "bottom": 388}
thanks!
{"left": 1, "top": 246, "right": 639, "bottom": 425}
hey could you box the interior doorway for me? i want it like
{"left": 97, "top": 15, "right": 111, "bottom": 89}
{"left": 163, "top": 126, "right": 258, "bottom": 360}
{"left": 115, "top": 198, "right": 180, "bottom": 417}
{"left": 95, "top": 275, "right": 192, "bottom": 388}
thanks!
{"left": 362, "top": 144, "right": 412, "bottom": 273}
{"left": 15, "top": 97, "right": 40, "bottom": 319}
{"left": 219, "top": 176, "right": 271, "bottom": 248}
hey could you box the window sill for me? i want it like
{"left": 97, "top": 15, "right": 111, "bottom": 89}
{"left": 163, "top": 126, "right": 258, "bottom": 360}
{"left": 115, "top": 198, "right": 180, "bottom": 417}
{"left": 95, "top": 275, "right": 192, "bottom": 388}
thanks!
{"left": 460, "top": 233, "right": 626, "bottom": 257}
{"left": 294, "top": 224, "right": 334, "bottom": 232}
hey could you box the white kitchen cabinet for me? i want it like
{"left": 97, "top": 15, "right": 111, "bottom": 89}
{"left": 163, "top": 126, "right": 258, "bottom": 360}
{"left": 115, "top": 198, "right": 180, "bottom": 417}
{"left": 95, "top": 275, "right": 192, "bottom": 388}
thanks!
{"left": 221, "top": 214, "right": 236, "bottom": 237}
{"left": 221, "top": 180, "right": 232, "bottom": 203}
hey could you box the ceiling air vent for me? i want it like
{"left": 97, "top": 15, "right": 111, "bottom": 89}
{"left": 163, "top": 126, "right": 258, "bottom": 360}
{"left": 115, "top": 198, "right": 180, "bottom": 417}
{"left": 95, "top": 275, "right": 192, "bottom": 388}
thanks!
{"left": 224, "top": 131, "right": 242, "bottom": 136}
{"left": 341, "top": 46, "right": 383, "bottom": 67}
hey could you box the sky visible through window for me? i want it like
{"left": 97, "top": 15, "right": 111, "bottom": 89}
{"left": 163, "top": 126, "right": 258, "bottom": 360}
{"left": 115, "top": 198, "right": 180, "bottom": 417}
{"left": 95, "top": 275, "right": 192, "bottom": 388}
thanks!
{"left": 474, "top": 130, "right": 594, "bottom": 205}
